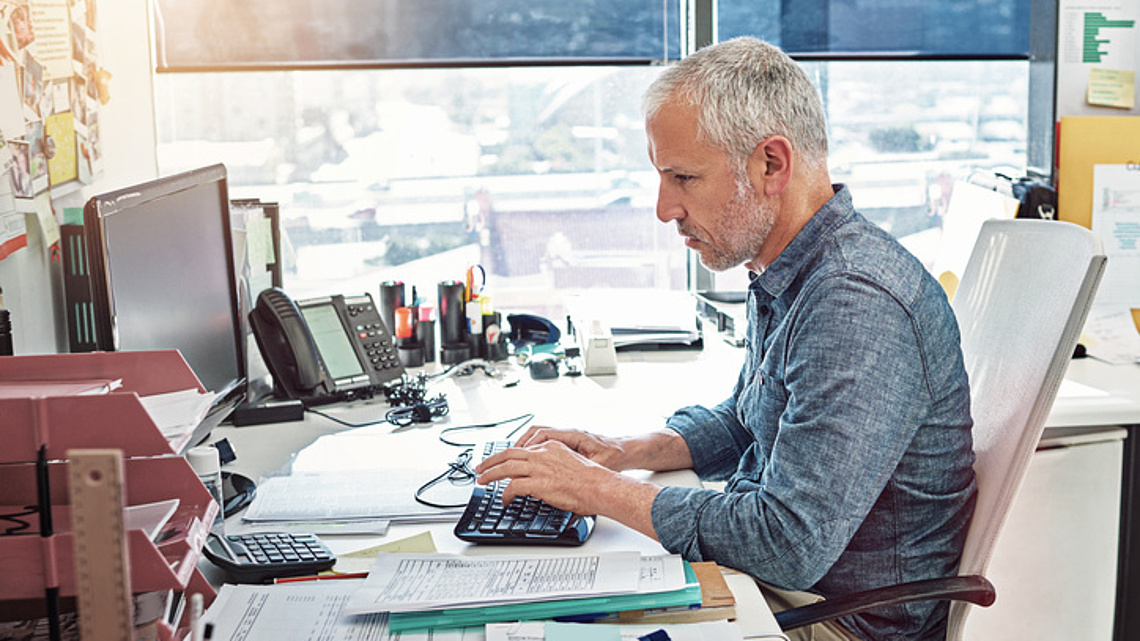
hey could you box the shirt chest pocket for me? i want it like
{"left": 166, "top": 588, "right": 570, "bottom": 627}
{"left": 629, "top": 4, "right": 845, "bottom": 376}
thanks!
{"left": 736, "top": 350, "right": 787, "bottom": 435}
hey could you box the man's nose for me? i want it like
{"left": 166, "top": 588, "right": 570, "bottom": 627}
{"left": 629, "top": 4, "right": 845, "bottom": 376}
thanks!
{"left": 656, "top": 183, "right": 685, "bottom": 224}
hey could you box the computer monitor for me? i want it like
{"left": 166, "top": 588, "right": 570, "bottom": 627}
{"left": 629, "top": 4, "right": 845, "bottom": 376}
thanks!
{"left": 84, "top": 163, "right": 246, "bottom": 450}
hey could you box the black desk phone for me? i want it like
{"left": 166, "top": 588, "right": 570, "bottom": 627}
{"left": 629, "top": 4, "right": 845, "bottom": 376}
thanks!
{"left": 249, "top": 288, "right": 405, "bottom": 405}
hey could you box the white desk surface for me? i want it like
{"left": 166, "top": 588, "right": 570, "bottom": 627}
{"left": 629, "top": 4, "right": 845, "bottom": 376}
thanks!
{"left": 205, "top": 338, "right": 1140, "bottom": 638}
{"left": 1051, "top": 356, "right": 1140, "bottom": 429}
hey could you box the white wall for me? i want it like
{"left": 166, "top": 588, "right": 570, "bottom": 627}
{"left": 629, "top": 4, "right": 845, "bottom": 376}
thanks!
{"left": 0, "top": 0, "right": 157, "bottom": 354}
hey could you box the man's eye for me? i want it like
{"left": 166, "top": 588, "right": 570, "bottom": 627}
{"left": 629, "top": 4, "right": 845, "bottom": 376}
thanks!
{"left": 673, "top": 174, "right": 694, "bottom": 185}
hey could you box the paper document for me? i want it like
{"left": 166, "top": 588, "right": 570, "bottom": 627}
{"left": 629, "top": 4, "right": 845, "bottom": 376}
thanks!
{"left": 345, "top": 551, "right": 673, "bottom": 615}
{"left": 138, "top": 388, "right": 214, "bottom": 440}
{"left": 567, "top": 290, "right": 701, "bottom": 349}
{"left": 124, "top": 498, "right": 180, "bottom": 541}
{"left": 243, "top": 470, "right": 465, "bottom": 523}
{"left": 1083, "top": 307, "right": 1140, "bottom": 364}
{"left": 486, "top": 620, "right": 748, "bottom": 641}
{"left": 1092, "top": 164, "right": 1140, "bottom": 308}
{"left": 226, "top": 518, "right": 391, "bottom": 537}
{"left": 202, "top": 581, "right": 482, "bottom": 641}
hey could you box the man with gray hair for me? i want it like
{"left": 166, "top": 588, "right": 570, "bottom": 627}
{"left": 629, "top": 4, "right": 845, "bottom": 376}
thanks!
{"left": 478, "top": 37, "right": 976, "bottom": 640}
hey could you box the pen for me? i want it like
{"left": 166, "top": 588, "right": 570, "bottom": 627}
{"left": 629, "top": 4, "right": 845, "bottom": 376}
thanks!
{"left": 273, "top": 571, "right": 368, "bottom": 584}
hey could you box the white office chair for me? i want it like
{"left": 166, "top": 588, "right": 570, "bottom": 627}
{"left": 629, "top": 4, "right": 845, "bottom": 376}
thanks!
{"left": 774, "top": 219, "right": 1106, "bottom": 639}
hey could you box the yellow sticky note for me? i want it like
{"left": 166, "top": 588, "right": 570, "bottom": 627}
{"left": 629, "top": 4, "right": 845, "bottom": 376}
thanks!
{"left": 331, "top": 530, "right": 437, "bottom": 574}
{"left": 45, "top": 112, "right": 78, "bottom": 186}
{"left": 1087, "top": 68, "right": 1136, "bottom": 109}
{"left": 247, "top": 215, "right": 275, "bottom": 267}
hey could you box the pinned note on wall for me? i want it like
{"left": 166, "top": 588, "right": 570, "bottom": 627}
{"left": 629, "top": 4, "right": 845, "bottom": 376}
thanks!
{"left": 1088, "top": 68, "right": 1136, "bottom": 109}
{"left": 1091, "top": 164, "right": 1140, "bottom": 308}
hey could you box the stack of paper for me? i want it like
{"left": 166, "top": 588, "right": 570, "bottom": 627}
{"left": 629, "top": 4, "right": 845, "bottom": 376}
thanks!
{"left": 137, "top": 387, "right": 215, "bottom": 441}
{"left": 567, "top": 291, "right": 703, "bottom": 350}
{"left": 241, "top": 470, "right": 466, "bottom": 528}
{"left": 344, "top": 552, "right": 703, "bottom": 632}
{"left": 201, "top": 581, "right": 763, "bottom": 641}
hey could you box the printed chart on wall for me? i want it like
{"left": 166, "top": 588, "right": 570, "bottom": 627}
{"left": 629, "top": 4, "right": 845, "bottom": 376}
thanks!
{"left": 1091, "top": 164, "right": 1140, "bottom": 309}
{"left": 0, "top": 0, "right": 105, "bottom": 264}
{"left": 1058, "top": 1, "right": 1140, "bottom": 117}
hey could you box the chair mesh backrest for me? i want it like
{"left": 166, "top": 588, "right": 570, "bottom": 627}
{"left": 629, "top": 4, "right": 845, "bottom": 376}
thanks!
{"left": 946, "top": 219, "right": 1105, "bottom": 635}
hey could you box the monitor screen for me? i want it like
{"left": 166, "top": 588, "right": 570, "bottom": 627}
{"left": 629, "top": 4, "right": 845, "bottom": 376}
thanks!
{"left": 84, "top": 164, "right": 246, "bottom": 448}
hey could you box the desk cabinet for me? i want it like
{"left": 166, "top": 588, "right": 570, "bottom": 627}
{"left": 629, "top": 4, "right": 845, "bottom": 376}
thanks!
{"left": 963, "top": 427, "right": 1124, "bottom": 640}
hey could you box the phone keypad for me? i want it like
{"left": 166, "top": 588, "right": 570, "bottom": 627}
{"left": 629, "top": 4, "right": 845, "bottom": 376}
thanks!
{"left": 348, "top": 302, "right": 401, "bottom": 372}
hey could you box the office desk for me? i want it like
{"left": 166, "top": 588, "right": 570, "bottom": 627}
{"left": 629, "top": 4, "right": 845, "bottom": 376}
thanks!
{"left": 1041, "top": 358, "right": 1140, "bottom": 641}
{"left": 205, "top": 344, "right": 780, "bottom": 637}
{"left": 208, "top": 342, "right": 1140, "bottom": 640}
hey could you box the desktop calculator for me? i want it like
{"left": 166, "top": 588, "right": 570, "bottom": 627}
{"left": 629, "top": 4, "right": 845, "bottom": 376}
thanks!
{"left": 202, "top": 532, "right": 336, "bottom": 583}
{"left": 453, "top": 440, "right": 595, "bottom": 546}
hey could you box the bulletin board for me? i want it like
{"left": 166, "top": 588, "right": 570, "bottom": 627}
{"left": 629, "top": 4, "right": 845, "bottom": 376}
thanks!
{"left": 0, "top": 0, "right": 106, "bottom": 263}
{"left": 1056, "top": 0, "right": 1140, "bottom": 118}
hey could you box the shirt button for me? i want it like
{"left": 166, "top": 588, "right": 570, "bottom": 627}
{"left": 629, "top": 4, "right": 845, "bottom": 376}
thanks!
{"left": 759, "top": 305, "right": 771, "bottom": 316}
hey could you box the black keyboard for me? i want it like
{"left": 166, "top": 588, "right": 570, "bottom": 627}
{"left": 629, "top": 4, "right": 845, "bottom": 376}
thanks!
{"left": 454, "top": 441, "right": 595, "bottom": 546}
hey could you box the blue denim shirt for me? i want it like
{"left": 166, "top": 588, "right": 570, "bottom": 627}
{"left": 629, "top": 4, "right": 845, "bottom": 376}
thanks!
{"left": 653, "top": 186, "right": 976, "bottom": 640}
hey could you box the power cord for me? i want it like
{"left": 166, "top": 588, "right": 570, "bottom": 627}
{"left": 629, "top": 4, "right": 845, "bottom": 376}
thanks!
{"left": 437, "top": 412, "right": 533, "bottom": 447}
{"left": 414, "top": 448, "right": 476, "bottom": 509}
{"left": 386, "top": 396, "right": 449, "bottom": 427}
{"left": 413, "top": 413, "right": 535, "bottom": 508}
{"left": 304, "top": 374, "right": 450, "bottom": 428}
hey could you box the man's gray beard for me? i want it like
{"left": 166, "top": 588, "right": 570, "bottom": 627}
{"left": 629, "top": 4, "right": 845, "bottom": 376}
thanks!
{"left": 689, "top": 179, "right": 776, "bottom": 272}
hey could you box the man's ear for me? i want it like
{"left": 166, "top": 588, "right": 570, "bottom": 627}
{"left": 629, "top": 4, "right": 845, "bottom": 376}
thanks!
{"left": 748, "top": 136, "right": 793, "bottom": 196}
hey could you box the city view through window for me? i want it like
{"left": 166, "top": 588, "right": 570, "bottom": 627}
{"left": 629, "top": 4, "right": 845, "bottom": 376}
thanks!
{"left": 155, "top": 60, "right": 1028, "bottom": 319}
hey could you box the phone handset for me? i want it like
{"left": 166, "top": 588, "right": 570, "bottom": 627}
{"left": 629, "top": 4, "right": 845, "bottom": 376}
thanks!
{"left": 249, "top": 287, "right": 324, "bottom": 398}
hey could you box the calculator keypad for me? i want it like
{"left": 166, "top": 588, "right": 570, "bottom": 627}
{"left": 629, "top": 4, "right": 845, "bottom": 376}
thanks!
{"left": 203, "top": 531, "right": 337, "bottom": 583}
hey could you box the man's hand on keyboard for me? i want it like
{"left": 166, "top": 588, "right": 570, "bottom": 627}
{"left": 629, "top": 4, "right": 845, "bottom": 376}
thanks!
{"left": 509, "top": 425, "right": 631, "bottom": 471}
{"left": 475, "top": 439, "right": 612, "bottom": 515}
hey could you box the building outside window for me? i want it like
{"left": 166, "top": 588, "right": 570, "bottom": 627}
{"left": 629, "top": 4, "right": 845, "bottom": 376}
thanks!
{"left": 153, "top": 0, "right": 1035, "bottom": 319}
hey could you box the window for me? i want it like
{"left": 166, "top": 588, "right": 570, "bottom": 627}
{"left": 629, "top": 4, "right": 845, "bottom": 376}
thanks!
{"left": 718, "top": 0, "right": 1030, "bottom": 57}
{"left": 156, "top": 65, "right": 680, "bottom": 317}
{"left": 153, "top": 1, "right": 1037, "bottom": 319}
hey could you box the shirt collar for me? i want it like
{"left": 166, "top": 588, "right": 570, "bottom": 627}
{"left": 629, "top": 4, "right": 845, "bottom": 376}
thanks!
{"left": 749, "top": 184, "right": 854, "bottom": 299}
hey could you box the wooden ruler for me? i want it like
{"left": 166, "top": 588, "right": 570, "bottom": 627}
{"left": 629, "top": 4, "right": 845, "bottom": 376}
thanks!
{"left": 68, "top": 449, "right": 134, "bottom": 641}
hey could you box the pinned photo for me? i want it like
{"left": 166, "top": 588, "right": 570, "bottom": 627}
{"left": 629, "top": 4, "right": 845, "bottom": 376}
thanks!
{"left": 22, "top": 55, "right": 42, "bottom": 116}
{"left": 8, "top": 141, "right": 31, "bottom": 198}
{"left": 9, "top": 4, "right": 34, "bottom": 51}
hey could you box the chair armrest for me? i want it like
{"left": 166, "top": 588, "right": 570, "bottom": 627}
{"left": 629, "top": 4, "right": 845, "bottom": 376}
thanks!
{"left": 773, "top": 575, "right": 996, "bottom": 631}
